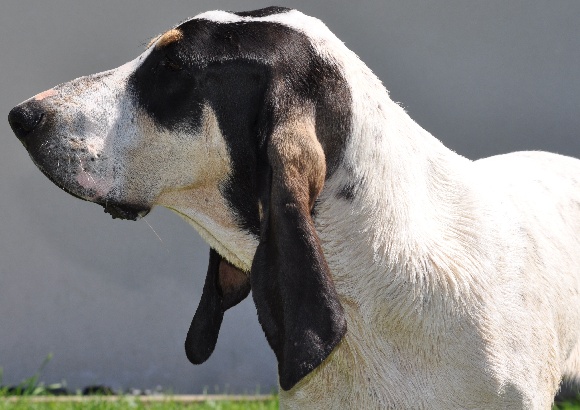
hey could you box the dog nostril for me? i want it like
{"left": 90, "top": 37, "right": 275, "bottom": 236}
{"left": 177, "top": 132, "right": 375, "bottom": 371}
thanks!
{"left": 8, "top": 102, "right": 46, "bottom": 144}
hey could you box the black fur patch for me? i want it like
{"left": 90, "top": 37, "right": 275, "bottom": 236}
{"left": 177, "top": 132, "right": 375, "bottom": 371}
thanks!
{"left": 185, "top": 248, "right": 250, "bottom": 365}
{"left": 129, "top": 14, "right": 352, "bottom": 235}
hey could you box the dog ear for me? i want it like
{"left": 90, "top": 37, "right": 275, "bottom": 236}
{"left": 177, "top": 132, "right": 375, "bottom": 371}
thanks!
{"left": 251, "top": 109, "right": 347, "bottom": 391}
{"left": 185, "top": 248, "right": 250, "bottom": 364}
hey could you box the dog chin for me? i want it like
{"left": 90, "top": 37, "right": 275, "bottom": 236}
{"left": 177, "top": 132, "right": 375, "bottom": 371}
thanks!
{"left": 39, "top": 165, "right": 149, "bottom": 221}
{"left": 101, "top": 202, "right": 150, "bottom": 221}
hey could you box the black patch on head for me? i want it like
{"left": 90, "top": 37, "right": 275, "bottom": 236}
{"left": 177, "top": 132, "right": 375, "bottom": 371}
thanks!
{"left": 232, "top": 7, "right": 291, "bottom": 18}
{"left": 129, "top": 42, "right": 204, "bottom": 132}
{"left": 129, "top": 15, "right": 352, "bottom": 236}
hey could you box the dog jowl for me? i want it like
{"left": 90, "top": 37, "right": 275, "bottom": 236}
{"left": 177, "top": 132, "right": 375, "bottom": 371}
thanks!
{"left": 8, "top": 7, "right": 348, "bottom": 393}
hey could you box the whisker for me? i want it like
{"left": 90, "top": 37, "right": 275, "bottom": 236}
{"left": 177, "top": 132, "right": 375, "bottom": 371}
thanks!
{"left": 142, "top": 217, "right": 169, "bottom": 253}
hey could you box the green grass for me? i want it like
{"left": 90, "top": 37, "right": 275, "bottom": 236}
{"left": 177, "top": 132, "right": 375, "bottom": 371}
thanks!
{"left": 1, "top": 356, "right": 278, "bottom": 409}
{"left": 2, "top": 395, "right": 580, "bottom": 410}
{"left": 0, "top": 396, "right": 279, "bottom": 410}
{"left": 0, "top": 355, "right": 57, "bottom": 397}
{"left": 555, "top": 398, "right": 580, "bottom": 410}
{"left": 0, "top": 397, "right": 573, "bottom": 410}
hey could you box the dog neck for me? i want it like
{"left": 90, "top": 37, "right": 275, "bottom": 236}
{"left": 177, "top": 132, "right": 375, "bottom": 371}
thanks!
{"left": 314, "top": 49, "right": 489, "bottom": 326}
{"left": 282, "top": 52, "right": 493, "bottom": 408}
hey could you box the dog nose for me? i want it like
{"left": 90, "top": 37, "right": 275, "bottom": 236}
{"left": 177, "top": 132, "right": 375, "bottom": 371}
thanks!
{"left": 8, "top": 101, "right": 46, "bottom": 145}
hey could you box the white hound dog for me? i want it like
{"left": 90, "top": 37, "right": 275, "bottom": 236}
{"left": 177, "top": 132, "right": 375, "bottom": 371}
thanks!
{"left": 8, "top": 7, "right": 580, "bottom": 409}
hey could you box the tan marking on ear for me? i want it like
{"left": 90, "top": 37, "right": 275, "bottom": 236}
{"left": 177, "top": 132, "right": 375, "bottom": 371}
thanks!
{"left": 218, "top": 260, "right": 247, "bottom": 292}
{"left": 155, "top": 28, "right": 183, "bottom": 49}
{"left": 269, "top": 107, "right": 326, "bottom": 210}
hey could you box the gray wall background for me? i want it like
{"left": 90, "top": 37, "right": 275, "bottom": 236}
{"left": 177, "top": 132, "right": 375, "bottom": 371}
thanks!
{"left": 1, "top": 0, "right": 579, "bottom": 393}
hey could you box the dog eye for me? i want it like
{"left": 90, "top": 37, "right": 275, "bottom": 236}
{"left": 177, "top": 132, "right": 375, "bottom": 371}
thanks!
{"left": 161, "top": 55, "right": 182, "bottom": 71}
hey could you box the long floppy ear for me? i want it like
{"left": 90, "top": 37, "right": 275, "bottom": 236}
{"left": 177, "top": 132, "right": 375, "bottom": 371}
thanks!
{"left": 185, "top": 248, "right": 250, "bottom": 364}
{"left": 251, "top": 109, "right": 347, "bottom": 391}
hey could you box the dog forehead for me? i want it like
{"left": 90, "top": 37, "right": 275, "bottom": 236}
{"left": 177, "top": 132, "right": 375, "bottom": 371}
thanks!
{"left": 176, "top": 8, "right": 332, "bottom": 44}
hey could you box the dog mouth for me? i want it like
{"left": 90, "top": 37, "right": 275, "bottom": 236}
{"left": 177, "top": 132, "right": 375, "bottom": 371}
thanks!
{"left": 34, "top": 157, "right": 150, "bottom": 221}
{"left": 102, "top": 203, "right": 150, "bottom": 221}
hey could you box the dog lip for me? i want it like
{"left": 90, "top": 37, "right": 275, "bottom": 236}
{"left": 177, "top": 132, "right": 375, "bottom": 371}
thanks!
{"left": 33, "top": 157, "right": 89, "bottom": 203}
{"left": 32, "top": 156, "right": 150, "bottom": 221}
{"left": 102, "top": 202, "right": 150, "bottom": 221}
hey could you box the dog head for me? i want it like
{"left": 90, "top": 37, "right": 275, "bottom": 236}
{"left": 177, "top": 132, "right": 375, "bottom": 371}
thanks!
{"left": 8, "top": 7, "right": 350, "bottom": 390}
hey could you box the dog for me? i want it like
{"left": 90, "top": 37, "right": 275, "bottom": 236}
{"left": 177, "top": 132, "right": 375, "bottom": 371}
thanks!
{"left": 8, "top": 6, "right": 580, "bottom": 409}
